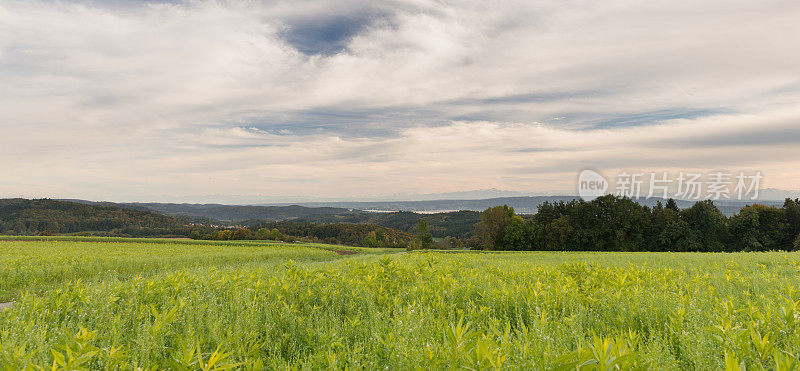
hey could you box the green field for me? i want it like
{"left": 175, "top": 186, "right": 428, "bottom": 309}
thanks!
{"left": 2, "top": 239, "right": 800, "bottom": 369}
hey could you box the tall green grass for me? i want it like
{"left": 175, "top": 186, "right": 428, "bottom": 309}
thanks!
{"left": 0, "top": 240, "right": 341, "bottom": 301}
{"left": 2, "top": 241, "right": 800, "bottom": 369}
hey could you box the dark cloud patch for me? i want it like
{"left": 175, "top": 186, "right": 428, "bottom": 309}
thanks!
{"left": 74, "top": 0, "right": 182, "bottom": 10}
{"left": 652, "top": 125, "right": 800, "bottom": 149}
{"left": 467, "top": 108, "right": 729, "bottom": 129}
{"left": 577, "top": 108, "right": 728, "bottom": 128}
{"left": 513, "top": 147, "right": 563, "bottom": 153}
{"left": 229, "top": 105, "right": 445, "bottom": 138}
{"left": 281, "top": 10, "right": 393, "bottom": 55}
{"left": 437, "top": 91, "right": 726, "bottom": 129}
{"left": 230, "top": 102, "right": 730, "bottom": 141}
{"left": 441, "top": 89, "right": 608, "bottom": 106}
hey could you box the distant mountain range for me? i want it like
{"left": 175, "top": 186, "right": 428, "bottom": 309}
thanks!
{"left": 755, "top": 188, "right": 800, "bottom": 201}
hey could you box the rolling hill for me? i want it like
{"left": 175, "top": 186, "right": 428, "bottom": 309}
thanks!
{"left": 0, "top": 198, "right": 190, "bottom": 236}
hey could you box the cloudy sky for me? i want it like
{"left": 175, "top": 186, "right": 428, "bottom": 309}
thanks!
{"left": 1, "top": 0, "right": 799, "bottom": 202}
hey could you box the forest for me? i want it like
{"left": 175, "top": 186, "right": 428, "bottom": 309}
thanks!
{"left": 479, "top": 195, "right": 800, "bottom": 252}
{"left": 190, "top": 221, "right": 413, "bottom": 248}
{"left": 0, "top": 199, "right": 192, "bottom": 237}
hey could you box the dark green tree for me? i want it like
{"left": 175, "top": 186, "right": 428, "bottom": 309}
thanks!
{"left": 729, "top": 204, "right": 788, "bottom": 251}
{"left": 680, "top": 200, "right": 728, "bottom": 252}
{"left": 255, "top": 228, "right": 269, "bottom": 240}
{"left": 498, "top": 215, "right": 528, "bottom": 250}
{"left": 233, "top": 228, "right": 252, "bottom": 240}
{"left": 480, "top": 205, "right": 516, "bottom": 250}
{"left": 416, "top": 219, "right": 433, "bottom": 249}
{"left": 592, "top": 195, "right": 649, "bottom": 251}
{"left": 545, "top": 215, "right": 573, "bottom": 250}
{"left": 363, "top": 231, "right": 380, "bottom": 247}
{"left": 268, "top": 228, "right": 283, "bottom": 240}
{"left": 783, "top": 198, "right": 800, "bottom": 249}
{"left": 666, "top": 198, "right": 680, "bottom": 212}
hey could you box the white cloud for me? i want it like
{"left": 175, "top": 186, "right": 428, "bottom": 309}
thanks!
{"left": 0, "top": 0, "right": 798, "bottom": 202}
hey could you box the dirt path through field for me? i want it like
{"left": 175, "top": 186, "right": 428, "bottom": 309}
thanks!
{"left": 0, "top": 302, "right": 12, "bottom": 310}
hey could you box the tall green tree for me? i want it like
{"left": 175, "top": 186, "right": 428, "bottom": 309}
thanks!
{"left": 680, "top": 200, "right": 728, "bottom": 252}
{"left": 592, "top": 195, "right": 649, "bottom": 251}
{"left": 729, "top": 204, "right": 787, "bottom": 251}
{"left": 416, "top": 219, "right": 433, "bottom": 249}
{"left": 268, "top": 228, "right": 283, "bottom": 240}
{"left": 783, "top": 198, "right": 800, "bottom": 249}
{"left": 363, "top": 231, "right": 380, "bottom": 247}
{"left": 255, "top": 228, "right": 269, "bottom": 240}
{"left": 544, "top": 215, "right": 573, "bottom": 250}
{"left": 233, "top": 228, "right": 252, "bottom": 240}
{"left": 498, "top": 215, "right": 529, "bottom": 250}
{"left": 665, "top": 198, "right": 680, "bottom": 212}
{"left": 480, "top": 205, "right": 516, "bottom": 250}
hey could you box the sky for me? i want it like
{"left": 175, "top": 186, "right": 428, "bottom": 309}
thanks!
{"left": 1, "top": 0, "right": 799, "bottom": 203}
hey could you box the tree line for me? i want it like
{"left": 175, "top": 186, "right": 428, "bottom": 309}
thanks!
{"left": 283, "top": 210, "right": 481, "bottom": 239}
{"left": 477, "top": 195, "right": 800, "bottom": 251}
{"left": 6, "top": 197, "right": 800, "bottom": 252}
{"left": 0, "top": 199, "right": 192, "bottom": 237}
{"left": 190, "top": 221, "right": 413, "bottom": 248}
{"left": 0, "top": 199, "right": 414, "bottom": 247}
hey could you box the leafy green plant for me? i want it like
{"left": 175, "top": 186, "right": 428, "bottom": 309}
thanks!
{"left": 4, "top": 239, "right": 800, "bottom": 368}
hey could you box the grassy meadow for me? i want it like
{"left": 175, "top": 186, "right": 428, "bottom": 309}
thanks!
{"left": 0, "top": 238, "right": 363, "bottom": 302}
{"left": 2, "top": 239, "right": 800, "bottom": 369}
